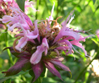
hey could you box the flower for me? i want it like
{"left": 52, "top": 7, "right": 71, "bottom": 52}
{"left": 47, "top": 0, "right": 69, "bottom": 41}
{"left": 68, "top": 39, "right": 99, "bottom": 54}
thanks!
{"left": 1, "top": 1, "right": 88, "bottom": 82}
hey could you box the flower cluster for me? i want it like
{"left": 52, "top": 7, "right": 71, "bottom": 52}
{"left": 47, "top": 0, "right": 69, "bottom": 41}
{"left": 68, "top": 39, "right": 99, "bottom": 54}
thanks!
{"left": 0, "top": 0, "right": 88, "bottom": 82}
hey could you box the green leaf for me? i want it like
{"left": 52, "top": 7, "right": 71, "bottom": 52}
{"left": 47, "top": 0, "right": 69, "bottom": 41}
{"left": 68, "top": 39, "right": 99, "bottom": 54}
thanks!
{"left": 16, "top": 0, "right": 25, "bottom": 12}
{"left": 0, "top": 77, "right": 11, "bottom": 83}
{"left": 42, "top": 78, "right": 57, "bottom": 83}
{"left": 96, "top": 5, "right": 99, "bottom": 11}
{"left": 76, "top": 5, "right": 82, "bottom": 12}
{"left": 89, "top": 0, "right": 95, "bottom": 12}
{"left": 0, "top": 73, "right": 14, "bottom": 83}
{"left": 3, "top": 58, "right": 30, "bottom": 76}
{"left": 29, "top": 69, "right": 35, "bottom": 77}
{"left": 93, "top": 0, "right": 96, "bottom": 4}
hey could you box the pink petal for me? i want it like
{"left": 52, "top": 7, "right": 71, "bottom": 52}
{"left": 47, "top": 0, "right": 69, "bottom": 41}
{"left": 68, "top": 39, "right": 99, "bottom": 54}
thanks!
{"left": 30, "top": 38, "right": 49, "bottom": 64}
{"left": 53, "top": 30, "right": 80, "bottom": 43}
{"left": 15, "top": 37, "right": 28, "bottom": 52}
{"left": 58, "top": 39, "right": 73, "bottom": 54}
{"left": 7, "top": 22, "right": 20, "bottom": 31}
{"left": 0, "top": 15, "right": 12, "bottom": 23}
{"left": 26, "top": 30, "right": 38, "bottom": 39}
{"left": 42, "top": 38, "right": 49, "bottom": 55}
{"left": 30, "top": 46, "right": 43, "bottom": 64}
{"left": 23, "top": 14, "right": 33, "bottom": 26}
{"left": 62, "top": 11, "right": 74, "bottom": 27}
{"left": 48, "top": 4, "right": 54, "bottom": 23}
{"left": 70, "top": 41, "right": 87, "bottom": 56}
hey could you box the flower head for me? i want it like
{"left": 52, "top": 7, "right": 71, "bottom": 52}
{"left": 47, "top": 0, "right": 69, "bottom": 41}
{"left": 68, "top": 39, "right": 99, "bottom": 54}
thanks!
{"left": 1, "top": 2, "right": 88, "bottom": 82}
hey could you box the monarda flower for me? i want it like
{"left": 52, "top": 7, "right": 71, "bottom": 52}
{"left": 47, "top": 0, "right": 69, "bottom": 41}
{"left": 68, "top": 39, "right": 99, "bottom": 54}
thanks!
{"left": 1, "top": 1, "right": 88, "bottom": 82}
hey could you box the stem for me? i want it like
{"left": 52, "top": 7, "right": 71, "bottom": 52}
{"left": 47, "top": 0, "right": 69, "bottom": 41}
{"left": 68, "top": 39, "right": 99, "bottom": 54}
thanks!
{"left": 55, "top": 0, "right": 59, "bottom": 19}
{"left": 44, "top": 0, "right": 49, "bottom": 10}
{"left": 5, "top": 29, "right": 13, "bottom": 65}
{"left": 44, "top": 68, "right": 48, "bottom": 78}
{"left": 74, "top": 49, "right": 99, "bottom": 83}
{"left": 44, "top": 0, "right": 50, "bottom": 15}
{"left": 35, "top": 0, "right": 39, "bottom": 19}
{"left": 21, "top": 75, "right": 26, "bottom": 82}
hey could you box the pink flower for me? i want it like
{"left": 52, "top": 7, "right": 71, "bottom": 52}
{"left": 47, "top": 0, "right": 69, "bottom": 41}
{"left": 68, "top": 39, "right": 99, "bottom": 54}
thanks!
{"left": 0, "top": 7, "right": 32, "bottom": 31}
{"left": 1, "top": 3, "right": 88, "bottom": 82}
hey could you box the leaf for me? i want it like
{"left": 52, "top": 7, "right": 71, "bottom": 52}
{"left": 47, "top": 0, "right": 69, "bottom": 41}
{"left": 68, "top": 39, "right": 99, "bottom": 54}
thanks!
{"left": 42, "top": 78, "right": 57, "bottom": 83}
{"left": 0, "top": 50, "right": 9, "bottom": 59}
{"left": 32, "top": 62, "right": 43, "bottom": 82}
{"left": 76, "top": 5, "right": 82, "bottom": 12}
{"left": 0, "top": 72, "right": 15, "bottom": 83}
{"left": 89, "top": 1, "right": 95, "bottom": 12}
{"left": 96, "top": 5, "right": 99, "bottom": 11}
{"left": 29, "top": 69, "right": 35, "bottom": 77}
{"left": 2, "top": 47, "right": 20, "bottom": 58}
{"left": 0, "top": 77, "right": 12, "bottom": 83}
{"left": 93, "top": 0, "right": 96, "bottom": 4}
{"left": 44, "top": 62, "right": 62, "bottom": 80}
{"left": 16, "top": 0, "right": 25, "bottom": 12}
{"left": 3, "top": 47, "right": 31, "bottom": 59}
{"left": 2, "top": 58, "right": 30, "bottom": 76}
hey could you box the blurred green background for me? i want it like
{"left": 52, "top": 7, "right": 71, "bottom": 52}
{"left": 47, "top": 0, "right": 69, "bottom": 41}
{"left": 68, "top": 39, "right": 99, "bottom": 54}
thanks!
{"left": 0, "top": 0, "right": 99, "bottom": 83}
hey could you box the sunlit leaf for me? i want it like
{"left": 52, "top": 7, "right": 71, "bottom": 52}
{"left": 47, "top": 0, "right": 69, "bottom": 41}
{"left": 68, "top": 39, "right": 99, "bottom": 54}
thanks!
{"left": 76, "top": 5, "right": 82, "bottom": 12}
{"left": 89, "top": 1, "right": 95, "bottom": 12}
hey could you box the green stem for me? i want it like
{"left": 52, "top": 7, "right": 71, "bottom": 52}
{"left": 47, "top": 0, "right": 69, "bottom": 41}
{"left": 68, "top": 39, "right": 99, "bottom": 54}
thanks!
{"left": 55, "top": 0, "right": 59, "bottom": 19}
{"left": 74, "top": 49, "right": 99, "bottom": 83}
{"left": 35, "top": 0, "right": 39, "bottom": 19}
{"left": 5, "top": 29, "right": 13, "bottom": 65}
{"left": 44, "top": 0, "right": 49, "bottom": 11}
{"left": 44, "top": 68, "right": 48, "bottom": 78}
